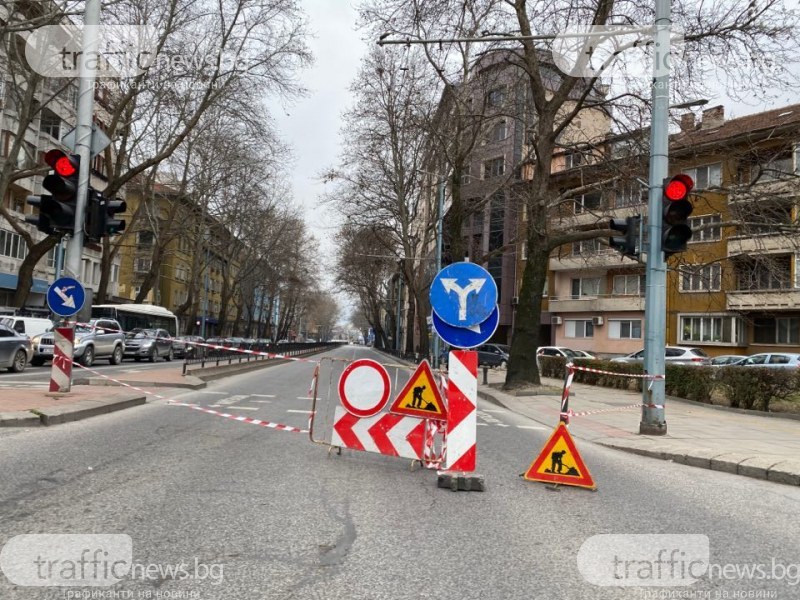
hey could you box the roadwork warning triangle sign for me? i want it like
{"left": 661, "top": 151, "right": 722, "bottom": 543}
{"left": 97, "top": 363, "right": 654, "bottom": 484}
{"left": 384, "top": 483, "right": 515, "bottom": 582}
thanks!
{"left": 523, "top": 422, "right": 596, "bottom": 489}
{"left": 389, "top": 360, "right": 447, "bottom": 421}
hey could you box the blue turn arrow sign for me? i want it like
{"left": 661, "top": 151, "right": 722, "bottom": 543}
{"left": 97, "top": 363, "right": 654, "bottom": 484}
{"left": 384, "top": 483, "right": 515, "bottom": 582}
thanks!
{"left": 47, "top": 277, "right": 85, "bottom": 317}
{"left": 429, "top": 262, "right": 497, "bottom": 328}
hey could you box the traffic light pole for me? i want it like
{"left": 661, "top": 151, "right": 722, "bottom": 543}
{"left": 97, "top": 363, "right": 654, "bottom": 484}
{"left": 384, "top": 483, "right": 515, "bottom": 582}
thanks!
{"left": 641, "top": 0, "right": 671, "bottom": 435}
{"left": 64, "top": 0, "right": 100, "bottom": 278}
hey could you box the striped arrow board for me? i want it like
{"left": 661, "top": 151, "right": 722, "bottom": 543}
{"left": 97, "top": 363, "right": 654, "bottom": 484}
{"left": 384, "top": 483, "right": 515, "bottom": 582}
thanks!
{"left": 331, "top": 407, "right": 426, "bottom": 460}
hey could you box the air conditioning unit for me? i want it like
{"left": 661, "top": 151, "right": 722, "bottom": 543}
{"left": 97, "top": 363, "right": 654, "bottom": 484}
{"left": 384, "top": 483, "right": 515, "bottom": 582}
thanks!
{"left": 511, "top": 296, "right": 519, "bottom": 306}
{"left": 551, "top": 316, "right": 563, "bottom": 325}
{"left": 593, "top": 316, "right": 604, "bottom": 326}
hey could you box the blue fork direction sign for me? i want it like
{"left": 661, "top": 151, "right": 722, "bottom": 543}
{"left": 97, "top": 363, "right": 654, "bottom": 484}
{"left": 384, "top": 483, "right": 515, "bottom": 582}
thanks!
{"left": 47, "top": 277, "right": 85, "bottom": 317}
{"left": 432, "top": 305, "right": 499, "bottom": 349}
{"left": 429, "top": 262, "right": 497, "bottom": 327}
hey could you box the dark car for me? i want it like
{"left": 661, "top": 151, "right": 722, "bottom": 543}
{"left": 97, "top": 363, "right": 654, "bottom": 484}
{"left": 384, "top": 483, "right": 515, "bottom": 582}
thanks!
{"left": 124, "top": 328, "right": 173, "bottom": 362}
{"left": 172, "top": 335, "right": 204, "bottom": 359}
{"left": 476, "top": 343, "right": 510, "bottom": 368}
{"left": 0, "top": 324, "right": 31, "bottom": 372}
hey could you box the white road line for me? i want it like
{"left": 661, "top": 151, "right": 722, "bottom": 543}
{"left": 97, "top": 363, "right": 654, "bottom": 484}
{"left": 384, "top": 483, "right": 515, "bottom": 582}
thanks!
{"left": 477, "top": 423, "right": 489, "bottom": 427}
{"left": 287, "top": 409, "right": 312, "bottom": 414}
{"left": 481, "top": 409, "right": 507, "bottom": 413}
{"left": 196, "top": 391, "right": 227, "bottom": 395}
{"left": 296, "top": 396, "right": 312, "bottom": 400}
{"left": 516, "top": 425, "right": 546, "bottom": 430}
{"left": 250, "top": 394, "right": 275, "bottom": 398}
{"left": 230, "top": 406, "right": 259, "bottom": 411}
{"left": 252, "top": 400, "right": 271, "bottom": 404}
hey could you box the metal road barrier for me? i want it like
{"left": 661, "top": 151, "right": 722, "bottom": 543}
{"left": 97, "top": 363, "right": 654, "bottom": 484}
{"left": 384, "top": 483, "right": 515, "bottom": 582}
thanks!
{"left": 181, "top": 341, "right": 340, "bottom": 374}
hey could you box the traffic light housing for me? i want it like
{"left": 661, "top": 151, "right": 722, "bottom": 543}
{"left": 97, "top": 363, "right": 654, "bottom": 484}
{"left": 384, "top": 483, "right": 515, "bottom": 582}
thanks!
{"left": 662, "top": 174, "right": 694, "bottom": 257}
{"left": 25, "top": 149, "right": 80, "bottom": 234}
{"left": 85, "top": 190, "right": 127, "bottom": 241}
{"left": 609, "top": 215, "right": 641, "bottom": 258}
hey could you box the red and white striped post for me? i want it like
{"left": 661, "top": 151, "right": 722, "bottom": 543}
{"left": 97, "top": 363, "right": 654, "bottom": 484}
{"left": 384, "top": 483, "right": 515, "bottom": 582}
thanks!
{"left": 50, "top": 326, "right": 74, "bottom": 392}
{"left": 438, "top": 350, "right": 483, "bottom": 490}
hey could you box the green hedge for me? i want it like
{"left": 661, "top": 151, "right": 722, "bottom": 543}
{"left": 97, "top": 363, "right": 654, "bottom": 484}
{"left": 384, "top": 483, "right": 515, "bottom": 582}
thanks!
{"left": 536, "top": 356, "right": 796, "bottom": 412}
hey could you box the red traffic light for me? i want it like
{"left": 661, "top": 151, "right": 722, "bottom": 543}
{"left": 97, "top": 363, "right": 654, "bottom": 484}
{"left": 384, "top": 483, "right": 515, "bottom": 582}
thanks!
{"left": 664, "top": 174, "right": 694, "bottom": 201}
{"left": 43, "top": 149, "right": 79, "bottom": 177}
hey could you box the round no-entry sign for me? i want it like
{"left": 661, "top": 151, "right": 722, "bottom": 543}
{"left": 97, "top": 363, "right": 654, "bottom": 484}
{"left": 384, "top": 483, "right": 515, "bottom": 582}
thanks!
{"left": 338, "top": 359, "right": 391, "bottom": 418}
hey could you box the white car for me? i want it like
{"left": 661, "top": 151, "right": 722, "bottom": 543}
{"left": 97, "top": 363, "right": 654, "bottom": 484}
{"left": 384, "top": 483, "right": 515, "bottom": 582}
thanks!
{"left": 611, "top": 346, "right": 711, "bottom": 366}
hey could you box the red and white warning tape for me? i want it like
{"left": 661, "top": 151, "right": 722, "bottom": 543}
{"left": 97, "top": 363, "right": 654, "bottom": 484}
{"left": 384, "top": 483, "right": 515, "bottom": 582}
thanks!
{"left": 568, "top": 363, "right": 665, "bottom": 380}
{"left": 560, "top": 402, "right": 665, "bottom": 420}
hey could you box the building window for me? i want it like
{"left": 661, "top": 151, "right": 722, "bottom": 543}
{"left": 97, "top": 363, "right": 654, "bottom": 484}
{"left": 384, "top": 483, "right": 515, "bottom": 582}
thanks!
{"left": 111, "top": 264, "right": 119, "bottom": 283}
{"left": 614, "top": 182, "right": 648, "bottom": 208}
{"left": 681, "top": 315, "right": 745, "bottom": 344}
{"left": 574, "top": 192, "right": 601, "bottom": 214}
{"left": 564, "top": 151, "right": 583, "bottom": 169}
{"left": 565, "top": 319, "right": 594, "bottom": 338}
{"left": 484, "top": 157, "right": 505, "bottom": 179}
{"left": 688, "top": 214, "right": 721, "bottom": 242}
{"left": 685, "top": 163, "right": 721, "bottom": 189}
{"left": 571, "top": 238, "right": 601, "bottom": 256}
{"left": 489, "top": 120, "right": 507, "bottom": 142}
{"left": 487, "top": 87, "right": 505, "bottom": 108}
{"left": 0, "top": 229, "right": 27, "bottom": 260}
{"left": 137, "top": 231, "right": 155, "bottom": 246}
{"left": 570, "top": 277, "right": 601, "bottom": 298}
{"left": 40, "top": 109, "right": 61, "bottom": 140}
{"left": 735, "top": 255, "right": 791, "bottom": 290}
{"left": 609, "top": 319, "right": 642, "bottom": 339}
{"left": 135, "top": 258, "right": 152, "bottom": 273}
{"left": 613, "top": 274, "right": 644, "bottom": 295}
{"left": 753, "top": 316, "right": 800, "bottom": 344}
{"left": 680, "top": 263, "right": 721, "bottom": 292}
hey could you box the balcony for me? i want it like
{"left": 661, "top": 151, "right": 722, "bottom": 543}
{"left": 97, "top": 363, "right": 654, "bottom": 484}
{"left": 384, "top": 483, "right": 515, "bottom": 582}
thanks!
{"left": 727, "top": 289, "right": 800, "bottom": 311}
{"left": 549, "top": 250, "right": 636, "bottom": 271}
{"left": 728, "top": 179, "right": 799, "bottom": 204}
{"left": 549, "top": 294, "right": 645, "bottom": 313}
{"left": 728, "top": 234, "right": 794, "bottom": 256}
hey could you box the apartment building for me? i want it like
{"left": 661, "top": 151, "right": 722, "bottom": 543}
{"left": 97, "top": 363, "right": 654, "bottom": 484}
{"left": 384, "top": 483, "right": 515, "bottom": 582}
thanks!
{"left": 0, "top": 3, "right": 120, "bottom": 312}
{"left": 119, "top": 181, "right": 242, "bottom": 336}
{"left": 541, "top": 103, "right": 800, "bottom": 358}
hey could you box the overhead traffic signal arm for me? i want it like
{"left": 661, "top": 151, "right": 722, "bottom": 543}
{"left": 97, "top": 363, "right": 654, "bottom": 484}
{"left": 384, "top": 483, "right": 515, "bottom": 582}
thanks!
{"left": 662, "top": 174, "right": 694, "bottom": 258}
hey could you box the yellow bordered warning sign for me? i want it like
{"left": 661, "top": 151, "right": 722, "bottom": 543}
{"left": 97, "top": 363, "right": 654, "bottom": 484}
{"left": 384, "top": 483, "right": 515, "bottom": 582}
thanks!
{"left": 389, "top": 360, "right": 447, "bottom": 421}
{"left": 523, "top": 422, "right": 596, "bottom": 489}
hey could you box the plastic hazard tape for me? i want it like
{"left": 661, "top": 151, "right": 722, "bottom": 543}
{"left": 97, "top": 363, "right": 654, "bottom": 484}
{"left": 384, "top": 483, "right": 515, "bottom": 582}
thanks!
{"left": 168, "top": 401, "right": 307, "bottom": 433}
{"left": 560, "top": 402, "right": 665, "bottom": 419}
{"left": 70, "top": 360, "right": 167, "bottom": 400}
{"left": 567, "top": 363, "right": 665, "bottom": 380}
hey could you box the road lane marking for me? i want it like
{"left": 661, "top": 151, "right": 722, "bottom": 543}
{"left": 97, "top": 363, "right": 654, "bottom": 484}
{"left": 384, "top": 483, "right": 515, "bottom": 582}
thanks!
{"left": 230, "top": 406, "right": 259, "bottom": 411}
{"left": 210, "top": 395, "right": 249, "bottom": 407}
{"left": 252, "top": 400, "right": 271, "bottom": 404}
{"left": 482, "top": 409, "right": 507, "bottom": 413}
{"left": 296, "top": 396, "right": 312, "bottom": 400}
{"left": 251, "top": 394, "right": 275, "bottom": 398}
{"left": 287, "top": 409, "right": 312, "bottom": 414}
{"left": 516, "top": 425, "right": 546, "bottom": 430}
{"left": 196, "top": 391, "right": 227, "bottom": 395}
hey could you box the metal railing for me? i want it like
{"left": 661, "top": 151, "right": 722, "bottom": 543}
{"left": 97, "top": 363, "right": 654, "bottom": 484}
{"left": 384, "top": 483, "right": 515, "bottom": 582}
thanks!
{"left": 181, "top": 341, "right": 341, "bottom": 374}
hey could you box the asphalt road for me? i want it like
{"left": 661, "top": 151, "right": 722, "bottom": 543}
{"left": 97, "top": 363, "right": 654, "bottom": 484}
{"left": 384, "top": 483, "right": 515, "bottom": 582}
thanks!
{"left": 0, "top": 357, "right": 183, "bottom": 388}
{"left": 1, "top": 346, "right": 799, "bottom": 599}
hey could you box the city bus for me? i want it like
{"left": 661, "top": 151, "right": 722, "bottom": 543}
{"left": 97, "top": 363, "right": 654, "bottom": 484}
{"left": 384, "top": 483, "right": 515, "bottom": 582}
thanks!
{"left": 91, "top": 304, "right": 179, "bottom": 336}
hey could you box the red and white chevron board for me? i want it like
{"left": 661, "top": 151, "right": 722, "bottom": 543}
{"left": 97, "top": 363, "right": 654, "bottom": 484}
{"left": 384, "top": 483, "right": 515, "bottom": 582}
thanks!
{"left": 331, "top": 407, "right": 426, "bottom": 460}
{"left": 443, "top": 350, "right": 477, "bottom": 472}
{"left": 49, "top": 327, "right": 74, "bottom": 392}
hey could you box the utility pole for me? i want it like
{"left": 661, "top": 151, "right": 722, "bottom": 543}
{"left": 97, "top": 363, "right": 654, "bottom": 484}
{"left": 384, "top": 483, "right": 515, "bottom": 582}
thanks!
{"left": 431, "top": 175, "right": 445, "bottom": 368}
{"left": 641, "top": 0, "right": 672, "bottom": 435}
{"left": 64, "top": 0, "right": 100, "bottom": 277}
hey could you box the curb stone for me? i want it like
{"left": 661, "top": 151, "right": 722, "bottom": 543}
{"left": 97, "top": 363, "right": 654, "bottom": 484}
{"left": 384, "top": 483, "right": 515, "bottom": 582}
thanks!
{"left": 0, "top": 410, "right": 41, "bottom": 427}
{"left": 36, "top": 394, "right": 146, "bottom": 426}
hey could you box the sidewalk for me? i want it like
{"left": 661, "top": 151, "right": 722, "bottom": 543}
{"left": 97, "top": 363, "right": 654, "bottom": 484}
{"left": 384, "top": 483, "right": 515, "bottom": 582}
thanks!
{"left": 0, "top": 366, "right": 203, "bottom": 427}
{"left": 479, "top": 368, "right": 800, "bottom": 487}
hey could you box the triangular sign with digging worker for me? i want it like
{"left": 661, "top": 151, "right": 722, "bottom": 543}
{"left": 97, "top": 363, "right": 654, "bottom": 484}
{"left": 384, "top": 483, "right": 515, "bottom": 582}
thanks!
{"left": 523, "top": 422, "right": 596, "bottom": 489}
{"left": 389, "top": 360, "right": 447, "bottom": 421}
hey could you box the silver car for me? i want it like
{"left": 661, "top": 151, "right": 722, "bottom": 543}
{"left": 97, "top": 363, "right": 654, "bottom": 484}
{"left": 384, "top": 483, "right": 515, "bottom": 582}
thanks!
{"left": 738, "top": 353, "right": 800, "bottom": 369}
{"left": 0, "top": 324, "right": 32, "bottom": 372}
{"left": 611, "top": 346, "right": 711, "bottom": 366}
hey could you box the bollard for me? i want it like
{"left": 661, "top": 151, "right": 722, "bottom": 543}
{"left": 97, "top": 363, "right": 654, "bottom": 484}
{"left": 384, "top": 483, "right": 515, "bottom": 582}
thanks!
{"left": 482, "top": 366, "right": 488, "bottom": 385}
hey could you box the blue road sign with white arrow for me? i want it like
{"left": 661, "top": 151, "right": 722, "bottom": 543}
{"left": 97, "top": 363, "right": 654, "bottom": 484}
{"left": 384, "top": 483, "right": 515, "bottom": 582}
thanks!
{"left": 47, "top": 277, "right": 85, "bottom": 317}
{"left": 429, "top": 262, "right": 498, "bottom": 328}
{"left": 432, "top": 305, "right": 499, "bottom": 349}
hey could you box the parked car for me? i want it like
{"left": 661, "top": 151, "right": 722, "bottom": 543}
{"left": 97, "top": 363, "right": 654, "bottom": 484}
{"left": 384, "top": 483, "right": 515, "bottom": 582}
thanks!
{"left": 477, "top": 343, "right": 510, "bottom": 368}
{"left": 172, "top": 335, "right": 204, "bottom": 359}
{"left": 611, "top": 346, "right": 711, "bottom": 366}
{"left": 124, "top": 328, "right": 173, "bottom": 362}
{"left": 710, "top": 355, "right": 747, "bottom": 366}
{"left": 70, "top": 319, "right": 126, "bottom": 367}
{"left": 536, "top": 346, "right": 583, "bottom": 359}
{"left": 0, "top": 324, "right": 32, "bottom": 372}
{"left": 570, "top": 349, "right": 596, "bottom": 359}
{"left": 737, "top": 353, "right": 800, "bottom": 369}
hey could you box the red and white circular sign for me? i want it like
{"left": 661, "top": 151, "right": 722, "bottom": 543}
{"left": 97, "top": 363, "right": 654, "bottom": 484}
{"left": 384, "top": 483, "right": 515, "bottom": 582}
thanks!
{"left": 338, "top": 359, "right": 391, "bottom": 418}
